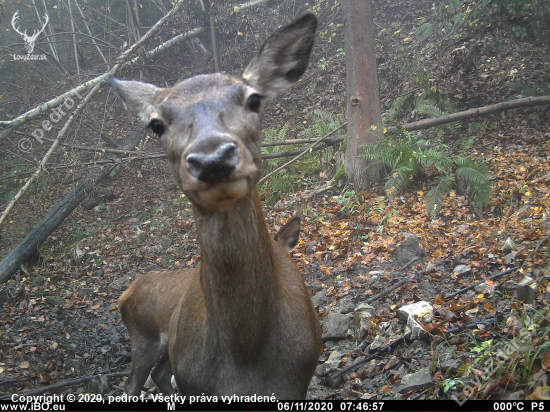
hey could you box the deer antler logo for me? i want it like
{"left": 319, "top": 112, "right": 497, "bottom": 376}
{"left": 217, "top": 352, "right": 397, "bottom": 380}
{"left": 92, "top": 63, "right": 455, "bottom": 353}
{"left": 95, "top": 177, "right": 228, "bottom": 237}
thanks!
{"left": 11, "top": 11, "right": 49, "bottom": 55}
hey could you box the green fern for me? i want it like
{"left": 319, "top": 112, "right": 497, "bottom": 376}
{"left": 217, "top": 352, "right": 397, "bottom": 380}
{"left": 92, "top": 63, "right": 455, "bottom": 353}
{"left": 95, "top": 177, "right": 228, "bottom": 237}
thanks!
{"left": 360, "top": 130, "right": 492, "bottom": 217}
{"left": 456, "top": 158, "right": 492, "bottom": 209}
{"left": 385, "top": 166, "right": 415, "bottom": 201}
{"left": 426, "top": 175, "right": 453, "bottom": 216}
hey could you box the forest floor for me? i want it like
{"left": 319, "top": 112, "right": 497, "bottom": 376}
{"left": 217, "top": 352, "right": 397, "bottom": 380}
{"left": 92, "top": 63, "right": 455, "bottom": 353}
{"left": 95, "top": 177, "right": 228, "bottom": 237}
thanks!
{"left": 1, "top": 0, "right": 550, "bottom": 403}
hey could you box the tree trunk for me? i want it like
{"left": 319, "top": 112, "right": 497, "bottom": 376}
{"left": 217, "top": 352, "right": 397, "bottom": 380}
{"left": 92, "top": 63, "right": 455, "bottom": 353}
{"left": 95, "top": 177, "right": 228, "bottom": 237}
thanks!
{"left": 342, "top": 0, "right": 383, "bottom": 190}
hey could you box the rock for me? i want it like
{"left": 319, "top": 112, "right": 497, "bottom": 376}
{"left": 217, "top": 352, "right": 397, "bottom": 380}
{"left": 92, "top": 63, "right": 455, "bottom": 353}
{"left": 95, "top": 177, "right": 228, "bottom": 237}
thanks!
{"left": 394, "top": 367, "right": 433, "bottom": 393}
{"left": 425, "top": 262, "right": 436, "bottom": 272}
{"left": 161, "top": 238, "right": 172, "bottom": 249}
{"left": 398, "top": 301, "right": 433, "bottom": 341}
{"left": 82, "top": 197, "right": 102, "bottom": 211}
{"left": 32, "top": 276, "right": 44, "bottom": 286}
{"left": 339, "top": 297, "right": 355, "bottom": 314}
{"left": 368, "top": 334, "right": 386, "bottom": 351}
{"left": 108, "top": 272, "right": 136, "bottom": 291}
{"left": 78, "top": 288, "right": 95, "bottom": 298}
{"left": 453, "top": 264, "right": 471, "bottom": 276}
{"left": 311, "top": 290, "right": 327, "bottom": 309}
{"left": 70, "top": 246, "right": 84, "bottom": 265}
{"left": 397, "top": 301, "right": 433, "bottom": 323}
{"left": 305, "top": 242, "right": 315, "bottom": 254}
{"left": 273, "top": 200, "right": 285, "bottom": 212}
{"left": 315, "top": 350, "right": 344, "bottom": 377}
{"left": 475, "top": 283, "right": 488, "bottom": 293}
{"left": 403, "top": 320, "right": 429, "bottom": 340}
{"left": 322, "top": 313, "right": 350, "bottom": 342}
{"left": 45, "top": 295, "right": 65, "bottom": 306}
{"left": 504, "top": 251, "right": 518, "bottom": 264}
{"left": 353, "top": 303, "right": 375, "bottom": 342}
{"left": 128, "top": 217, "right": 139, "bottom": 224}
{"left": 516, "top": 276, "right": 537, "bottom": 304}
{"left": 501, "top": 237, "right": 516, "bottom": 254}
{"left": 444, "top": 310, "right": 456, "bottom": 321}
{"left": 393, "top": 233, "right": 427, "bottom": 264}
{"left": 88, "top": 374, "right": 110, "bottom": 394}
{"left": 440, "top": 354, "right": 460, "bottom": 375}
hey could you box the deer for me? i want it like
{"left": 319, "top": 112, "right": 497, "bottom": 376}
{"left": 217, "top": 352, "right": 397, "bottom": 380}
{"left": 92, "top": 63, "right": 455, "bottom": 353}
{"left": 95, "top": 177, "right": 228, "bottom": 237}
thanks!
{"left": 118, "top": 216, "right": 302, "bottom": 396}
{"left": 108, "top": 13, "right": 321, "bottom": 399}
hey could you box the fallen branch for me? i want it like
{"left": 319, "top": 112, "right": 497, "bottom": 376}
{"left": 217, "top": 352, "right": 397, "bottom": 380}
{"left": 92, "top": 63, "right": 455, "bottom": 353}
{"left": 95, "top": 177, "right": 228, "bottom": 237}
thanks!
{"left": 0, "top": 0, "right": 201, "bottom": 139}
{"left": 444, "top": 267, "right": 518, "bottom": 299}
{"left": 0, "top": 371, "right": 129, "bottom": 399}
{"left": 0, "top": 0, "right": 191, "bottom": 225}
{"left": 386, "top": 96, "right": 550, "bottom": 134}
{"left": 330, "top": 317, "right": 500, "bottom": 379}
{"left": 0, "top": 130, "right": 145, "bottom": 284}
{"left": 262, "top": 136, "right": 343, "bottom": 159}
{"left": 262, "top": 135, "right": 344, "bottom": 147}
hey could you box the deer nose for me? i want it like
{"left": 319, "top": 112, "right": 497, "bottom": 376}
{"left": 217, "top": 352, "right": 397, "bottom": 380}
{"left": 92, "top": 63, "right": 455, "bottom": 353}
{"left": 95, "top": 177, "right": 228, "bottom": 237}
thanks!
{"left": 186, "top": 143, "right": 240, "bottom": 184}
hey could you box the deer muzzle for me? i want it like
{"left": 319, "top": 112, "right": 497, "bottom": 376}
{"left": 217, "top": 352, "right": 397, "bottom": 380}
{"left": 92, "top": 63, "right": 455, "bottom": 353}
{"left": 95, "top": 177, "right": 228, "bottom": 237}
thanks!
{"left": 186, "top": 142, "right": 240, "bottom": 184}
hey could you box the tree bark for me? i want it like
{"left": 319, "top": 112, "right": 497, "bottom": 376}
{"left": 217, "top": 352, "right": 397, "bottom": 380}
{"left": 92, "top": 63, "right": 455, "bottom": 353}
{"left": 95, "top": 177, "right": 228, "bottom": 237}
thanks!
{"left": 343, "top": 0, "right": 383, "bottom": 190}
{"left": 0, "top": 130, "right": 144, "bottom": 285}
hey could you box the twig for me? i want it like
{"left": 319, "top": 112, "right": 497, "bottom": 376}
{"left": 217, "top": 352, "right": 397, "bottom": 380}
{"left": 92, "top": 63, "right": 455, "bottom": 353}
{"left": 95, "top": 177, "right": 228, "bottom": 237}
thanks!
{"left": 444, "top": 267, "right": 518, "bottom": 299}
{"left": 330, "top": 337, "right": 404, "bottom": 378}
{"left": 357, "top": 278, "right": 409, "bottom": 307}
{"left": 258, "top": 123, "right": 347, "bottom": 185}
{"left": 0, "top": 372, "right": 129, "bottom": 399}
{"left": 330, "top": 317, "right": 501, "bottom": 379}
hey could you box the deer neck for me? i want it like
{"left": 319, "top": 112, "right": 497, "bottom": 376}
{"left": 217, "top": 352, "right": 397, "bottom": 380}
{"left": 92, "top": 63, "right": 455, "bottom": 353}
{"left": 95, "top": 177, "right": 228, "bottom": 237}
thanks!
{"left": 193, "top": 189, "right": 278, "bottom": 352}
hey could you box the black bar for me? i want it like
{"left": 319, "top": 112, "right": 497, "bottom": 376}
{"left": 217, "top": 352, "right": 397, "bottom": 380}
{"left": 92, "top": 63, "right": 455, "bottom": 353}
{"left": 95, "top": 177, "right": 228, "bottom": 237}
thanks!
{"left": 0, "top": 399, "right": 547, "bottom": 411}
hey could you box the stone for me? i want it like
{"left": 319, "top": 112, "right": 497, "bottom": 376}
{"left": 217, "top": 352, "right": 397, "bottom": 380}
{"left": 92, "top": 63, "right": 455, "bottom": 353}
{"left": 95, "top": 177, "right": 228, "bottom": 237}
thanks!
{"left": 501, "top": 237, "right": 516, "bottom": 254}
{"left": 78, "top": 288, "right": 95, "bottom": 298}
{"left": 45, "top": 295, "right": 65, "bottom": 306}
{"left": 394, "top": 367, "right": 433, "bottom": 393}
{"left": 322, "top": 313, "right": 350, "bottom": 342}
{"left": 311, "top": 290, "right": 327, "bottom": 309}
{"left": 516, "top": 276, "right": 537, "bottom": 304}
{"left": 32, "top": 276, "right": 44, "bottom": 286}
{"left": 453, "top": 264, "right": 471, "bottom": 276}
{"left": 315, "top": 350, "right": 344, "bottom": 377}
{"left": 88, "top": 374, "right": 110, "bottom": 394}
{"left": 161, "top": 238, "right": 172, "bottom": 249}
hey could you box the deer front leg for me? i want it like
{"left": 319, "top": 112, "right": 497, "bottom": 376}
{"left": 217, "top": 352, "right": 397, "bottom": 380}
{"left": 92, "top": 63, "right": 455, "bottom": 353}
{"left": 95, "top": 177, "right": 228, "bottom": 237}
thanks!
{"left": 151, "top": 352, "right": 176, "bottom": 394}
{"left": 125, "top": 339, "right": 166, "bottom": 396}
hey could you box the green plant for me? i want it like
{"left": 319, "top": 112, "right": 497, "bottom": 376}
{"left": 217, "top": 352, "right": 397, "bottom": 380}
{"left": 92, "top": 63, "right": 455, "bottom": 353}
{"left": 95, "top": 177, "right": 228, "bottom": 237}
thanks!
{"left": 176, "top": 71, "right": 192, "bottom": 83}
{"left": 386, "top": 85, "right": 459, "bottom": 134}
{"left": 441, "top": 378, "right": 464, "bottom": 394}
{"left": 318, "top": 57, "right": 329, "bottom": 71}
{"left": 361, "top": 131, "right": 491, "bottom": 216}
{"left": 109, "top": 165, "right": 119, "bottom": 179}
{"left": 73, "top": 220, "right": 90, "bottom": 242}
{"left": 336, "top": 187, "right": 360, "bottom": 215}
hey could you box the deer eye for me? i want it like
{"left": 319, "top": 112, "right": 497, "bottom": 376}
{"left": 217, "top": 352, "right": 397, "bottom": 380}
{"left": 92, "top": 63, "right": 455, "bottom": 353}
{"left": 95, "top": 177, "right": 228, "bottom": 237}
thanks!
{"left": 149, "top": 119, "right": 165, "bottom": 135}
{"left": 247, "top": 93, "right": 263, "bottom": 113}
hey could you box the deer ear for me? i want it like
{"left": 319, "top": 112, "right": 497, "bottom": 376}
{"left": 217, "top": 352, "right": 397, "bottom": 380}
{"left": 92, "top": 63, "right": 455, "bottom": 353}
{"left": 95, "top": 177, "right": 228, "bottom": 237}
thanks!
{"left": 243, "top": 14, "right": 317, "bottom": 99}
{"left": 107, "top": 75, "right": 162, "bottom": 123}
{"left": 274, "top": 216, "right": 301, "bottom": 252}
